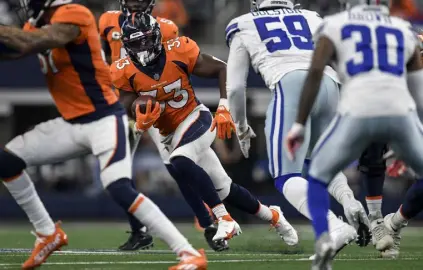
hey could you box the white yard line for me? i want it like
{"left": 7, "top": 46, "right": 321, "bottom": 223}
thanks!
{"left": 0, "top": 257, "right": 421, "bottom": 267}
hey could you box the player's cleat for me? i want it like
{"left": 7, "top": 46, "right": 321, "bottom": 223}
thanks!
{"left": 311, "top": 232, "right": 335, "bottom": 270}
{"left": 330, "top": 222, "right": 357, "bottom": 257}
{"left": 370, "top": 216, "right": 394, "bottom": 251}
{"left": 169, "top": 248, "right": 208, "bottom": 270}
{"left": 118, "top": 230, "right": 154, "bottom": 251}
{"left": 269, "top": 206, "right": 299, "bottom": 246}
{"left": 22, "top": 222, "right": 68, "bottom": 270}
{"left": 212, "top": 215, "right": 242, "bottom": 241}
{"left": 381, "top": 213, "right": 406, "bottom": 259}
{"left": 309, "top": 222, "right": 357, "bottom": 261}
{"left": 204, "top": 224, "right": 229, "bottom": 252}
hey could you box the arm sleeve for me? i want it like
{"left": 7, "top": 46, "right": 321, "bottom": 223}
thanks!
{"left": 227, "top": 34, "right": 250, "bottom": 129}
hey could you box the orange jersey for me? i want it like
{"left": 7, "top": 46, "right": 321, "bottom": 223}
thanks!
{"left": 24, "top": 4, "right": 119, "bottom": 122}
{"left": 111, "top": 37, "right": 200, "bottom": 135}
{"left": 99, "top": 11, "right": 179, "bottom": 62}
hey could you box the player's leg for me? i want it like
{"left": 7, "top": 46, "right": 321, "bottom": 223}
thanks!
{"left": 92, "top": 113, "right": 206, "bottom": 268}
{"left": 148, "top": 127, "right": 214, "bottom": 230}
{"left": 268, "top": 72, "right": 356, "bottom": 251}
{"left": 381, "top": 112, "right": 423, "bottom": 258}
{"left": 148, "top": 128, "right": 222, "bottom": 251}
{"left": 310, "top": 76, "right": 371, "bottom": 246}
{"left": 198, "top": 147, "right": 298, "bottom": 246}
{"left": 168, "top": 107, "right": 240, "bottom": 242}
{"left": 2, "top": 118, "right": 88, "bottom": 268}
{"left": 117, "top": 126, "right": 153, "bottom": 252}
{"left": 307, "top": 115, "right": 370, "bottom": 268}
{"left": 358, "top": 143, "right": 393, "bottom": 250}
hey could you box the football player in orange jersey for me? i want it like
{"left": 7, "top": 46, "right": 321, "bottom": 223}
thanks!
{"left": 0, "top": 1, "right": 207, "bottom": 269}
{"left": 111, "top": 12, "right": 298, "bottom": 249}
{"left": 100, "top": 0, "right": 217, "bottom": 251}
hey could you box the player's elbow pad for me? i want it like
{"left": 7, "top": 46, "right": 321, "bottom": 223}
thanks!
{"left": 407, "top": 69, "right": 423, "bottom": 118}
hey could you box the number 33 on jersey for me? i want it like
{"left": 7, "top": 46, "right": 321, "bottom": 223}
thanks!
{"left": 110, "top": 36, "right": 200, "bottom": 135}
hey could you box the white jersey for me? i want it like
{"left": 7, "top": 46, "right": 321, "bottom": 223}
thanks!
{"left": 225, "top": 8, "right": 339, "bottom": 90}
{"left": 318, "top": 5, "right": 419, "bottom": 117}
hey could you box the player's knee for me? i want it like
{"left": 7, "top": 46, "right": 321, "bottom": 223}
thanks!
{"left": 170, "top": 156, "right": 193, "bottom": 173}
{"left": 0, "top": 148, "right": 26, "bottom": 180}
{"left": 274, "top": 173, "right": 301, "bottom": 193}
{"left": 106, "top": 178, "right": 140, "bottom": 210}
{"left": 216, "top": 180, "right": 231, "bottom": 200}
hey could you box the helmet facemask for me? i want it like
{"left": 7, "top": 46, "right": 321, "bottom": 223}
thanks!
{"left": 11, "top": 0, "right": 54, "bottom": 27}
{"left": 122, "top": 22, "right": 162, "bottom": 66}
{"left": 251, "top": 0, "right": 295, "bottom": 11}
{"left": 120, "top": 0, "right": 155, "bottom": 16}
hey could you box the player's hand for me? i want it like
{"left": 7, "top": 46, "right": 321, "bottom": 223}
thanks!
{"left": 343, "top": 200, "right": 371, "bottom": 247}
{"left": 285, "top": 123, "right": 305, "bottom": 161}
{"left": 135, "top": 100, "right": 161, "bottom": 132}
{"left": 237, "top": 125, "right": 256, "bottom": 158}
{"left": 211, "top": 99, "right": 236, "bottom": 139}
{"left": 387, "top": 159, "right": 407, "bottom": 177}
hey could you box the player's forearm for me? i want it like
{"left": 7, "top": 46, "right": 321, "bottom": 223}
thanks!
{"left": 0, "top": 26, "right": 36, "bottom": 55}
{"left": 0, "top": 24, "right": 79, "bottom": 55}
{"left": 296, "top": 68, "right": 324, "bottom": 125}
{"left": 218, "top": 68, "right": 227, "bottom": 99}
{"left": 227, "top": 85, "right": 247, "bottom": 128}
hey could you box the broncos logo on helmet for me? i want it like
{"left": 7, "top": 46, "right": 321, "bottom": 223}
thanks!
{"left": 119, "top": 0, "right": 156, "bottom": 16}
{"left": 121, "top": 12, "right": 162, "bottom": 66}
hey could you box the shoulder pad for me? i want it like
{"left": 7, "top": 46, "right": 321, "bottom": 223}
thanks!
{"left": 110, "top": 58, "right": 133, "bottom": 91}
{"left": 99, "top": 11, "right": 122, "bottom": 39}
{"left": 157, "top": 17, "right": 179, "bottom": 42}
{"left": 51, "top": 4, "right": 93, "bottom": 26}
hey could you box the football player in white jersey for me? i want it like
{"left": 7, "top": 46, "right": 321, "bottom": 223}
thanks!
{"left": 286, "top": 0, "right": 423, "bottom": 268}
{"left": 217, "top": 0, "right": 369, "bottom": 256}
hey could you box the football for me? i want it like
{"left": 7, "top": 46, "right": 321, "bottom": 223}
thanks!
{"left": 131, "top": 95, "right": 156, "bottom": 117}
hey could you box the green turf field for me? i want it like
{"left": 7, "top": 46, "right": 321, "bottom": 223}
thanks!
{"left": 0, "top": 222, "right": 422, "bottom": 270}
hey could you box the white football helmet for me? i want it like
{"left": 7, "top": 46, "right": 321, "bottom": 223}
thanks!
{"left": 339, "top": 0, "right": 390, "bottom": 10}
{"left": 251, "top": 0, "right": 295, "bottom": 11}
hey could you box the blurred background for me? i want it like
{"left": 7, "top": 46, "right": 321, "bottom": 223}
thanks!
{"left": 0, "top": 0, "right": 417, "bottom": 223}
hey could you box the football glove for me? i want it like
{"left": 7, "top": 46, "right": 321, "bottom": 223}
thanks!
{"left": 285, "top": 123, "right": 305, "bottom": 161}
{"left": 211, "top": 98, "right": 236, "bottom": 140}
{"left": 135, "top": 100, "right": 161, "bottom": 133}
{"left": 237, "top": 124, "right": 256, "bottom": 159}
{"left": 387, "top": 160, "right": 407, "bottom": 177}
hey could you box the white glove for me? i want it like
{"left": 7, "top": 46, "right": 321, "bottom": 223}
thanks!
{"left": 344, "top": 200, "right": 370, "bottom": 231}
{"left": 285, "top": 123, "right": 305, "bottom": 161}
{"left": 237, "top": 125, "right": 256, "bottom": 159}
